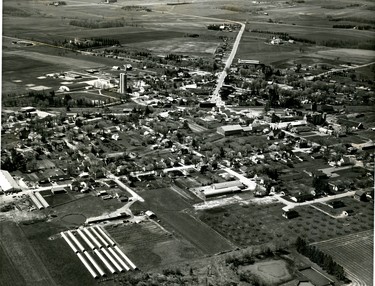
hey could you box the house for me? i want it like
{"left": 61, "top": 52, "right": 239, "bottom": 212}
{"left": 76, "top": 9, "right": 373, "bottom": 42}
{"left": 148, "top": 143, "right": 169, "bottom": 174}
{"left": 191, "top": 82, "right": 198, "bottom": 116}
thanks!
{"left": 51, "top": 186, "right": 67, "bottom": 194}
{"left": 217, "top": 125, "right": 243, "bottom": 136}
{"left": 283, "top": 210, "right": 299, "bottom": 219}
{"left": 0, "top": 170, "right": 21, "bottom": 193}
{"left": 145, "top": 210, "right": 156, "bottom": 219}
{"left": 327, "top": 200, "right": 345, "bottom": 209}
{"left": 70, "top": 181, "right": 86, "bottom": 192}
{"left": 354, "top": 190, "right": 367, "bottom": 201}
{"left": 291, "top": 193, "right": 314, "bottom": 202}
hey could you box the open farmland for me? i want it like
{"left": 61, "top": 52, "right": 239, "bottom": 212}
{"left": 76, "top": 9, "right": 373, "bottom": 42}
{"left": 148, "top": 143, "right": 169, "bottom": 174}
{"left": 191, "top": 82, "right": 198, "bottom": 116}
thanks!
{"left": 312, "top": 230, "right": 373, "bottom": 286}
{"left": 19, "top": 221, "right": 95, "bottom": 286}
{"left": 106, "top": 220, "right": 202, "bottom": 271}
{"left": 197, "top": 196, "right": 373, "bottom": 247}
{"left": 0, "top": 221, "right": 56, "bottom": 286}
{"left": 136, "top": 186, "right": 235, "bottom": 255}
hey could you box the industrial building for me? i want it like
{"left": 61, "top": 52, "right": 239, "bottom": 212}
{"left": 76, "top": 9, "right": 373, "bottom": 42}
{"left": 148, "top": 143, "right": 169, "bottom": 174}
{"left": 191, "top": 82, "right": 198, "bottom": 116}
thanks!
{"left": 217, "top": 125, "right": 244, "bottom": 136}
{"left": 119, "top": 73, "right": 127, "bottom": 94}
{"left": 0, "top": 170, "right": 21, "bottom": 193}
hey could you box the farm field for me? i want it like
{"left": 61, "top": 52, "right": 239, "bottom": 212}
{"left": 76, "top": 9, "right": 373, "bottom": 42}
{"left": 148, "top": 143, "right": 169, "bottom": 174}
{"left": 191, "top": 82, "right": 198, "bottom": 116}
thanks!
{"left": 19, "top": 221, "right": 96, "bottom": 286}
{"left": 136, "top": 186, "right": 235, "bottom": 255}
{"left": 106, "top": 220, "right": 202, "bottom": 271}
{"left": 197, "top": 197, "right": 373, "bottom": 247}
{"left": 0, "top": 221, "right": 56, "bottom": 286}
{"left": 312, "top": 230, "right": 373, "bottom": 286}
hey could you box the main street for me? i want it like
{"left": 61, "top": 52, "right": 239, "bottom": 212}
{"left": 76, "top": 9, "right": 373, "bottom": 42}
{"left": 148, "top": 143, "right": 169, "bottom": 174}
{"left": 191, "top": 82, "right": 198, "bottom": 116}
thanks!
{"left": 211, "top": 23, "right": 246, "bottom": 106}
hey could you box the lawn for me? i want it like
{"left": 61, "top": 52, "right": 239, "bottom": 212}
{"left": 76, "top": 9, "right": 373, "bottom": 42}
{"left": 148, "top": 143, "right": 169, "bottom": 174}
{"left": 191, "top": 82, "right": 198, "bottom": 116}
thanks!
{"left": 240, "top": 259, "right": 292, "bottom": 285}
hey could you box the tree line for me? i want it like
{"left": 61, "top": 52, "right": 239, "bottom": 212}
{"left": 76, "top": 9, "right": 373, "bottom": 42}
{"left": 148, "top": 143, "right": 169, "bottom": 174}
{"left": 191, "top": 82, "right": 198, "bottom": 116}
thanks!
{"left": 296, "top": 237, "right": 348, "bottom": 282}
{"left": 69, "top": 19, "right": 125, "bottom": 29}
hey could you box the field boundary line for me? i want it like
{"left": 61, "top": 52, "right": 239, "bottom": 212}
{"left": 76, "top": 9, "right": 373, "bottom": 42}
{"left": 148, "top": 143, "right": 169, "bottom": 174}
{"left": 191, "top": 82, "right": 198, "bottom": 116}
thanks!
{"left": 310, "top": 229, "right": 373, "bottom": 246}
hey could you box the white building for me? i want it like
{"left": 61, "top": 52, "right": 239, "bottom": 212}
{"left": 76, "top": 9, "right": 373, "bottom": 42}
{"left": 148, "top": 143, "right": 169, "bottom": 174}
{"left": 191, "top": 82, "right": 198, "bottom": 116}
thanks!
{"left": 119, "top": 73, "right": 127, "bottom": 94}
{"left": 0, "top": 170, "right": 21, "bottom": 193}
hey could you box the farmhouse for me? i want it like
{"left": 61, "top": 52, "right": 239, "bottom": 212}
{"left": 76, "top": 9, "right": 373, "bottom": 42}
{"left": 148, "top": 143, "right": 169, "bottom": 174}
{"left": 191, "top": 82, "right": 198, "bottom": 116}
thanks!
{"left": 0, "top": 170, "right": 21, "bottom": 193}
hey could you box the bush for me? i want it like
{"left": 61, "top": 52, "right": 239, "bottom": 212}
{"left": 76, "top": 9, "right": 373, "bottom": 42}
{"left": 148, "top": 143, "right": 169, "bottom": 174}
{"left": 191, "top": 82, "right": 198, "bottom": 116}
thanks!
{"left": 162, "top": 268, "right": 183, "bottom": 276}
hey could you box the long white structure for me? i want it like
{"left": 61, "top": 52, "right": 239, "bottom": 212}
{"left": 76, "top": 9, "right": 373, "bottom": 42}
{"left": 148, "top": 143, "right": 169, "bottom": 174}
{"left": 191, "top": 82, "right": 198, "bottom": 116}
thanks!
{"left": 114, "top": 246, "right": 137, "bottom": 270}
{"left": 84, "top": 228, "right": 102, "bottom": 249}
{"left": 29, "top": 193, "right": 44, "bottom": 210}
{"left": 94, "top": 249, "right": 116, "bottom": 274}
{"left": 95, "top": 226, "right": 116, "bottom": 246}
{"left": 108, "top": 247, "right": 130, "bottom": 271}
{"left": 77, "top": 229, "right": 95, "bottom": 250}
{"left": 102, "top": 248, "right": 123, "bottom": 272}
{"left": 0, "top": 170, "right": 21, "bottom": 193}
{"left": 77, "top": 253, "right": 99, "bottom": 279}
{"left": 67, "top": 231, "right": 85, "bottom": 253}
{"left": 84, "top": 251, "right": 106, "bottom": 277}
{"left": 34, "top": 192, "right": 50, "bottom": 208}
{"left": 61, "top": 232, "right": 78, "bottom": 253}
{"left": 90, "top": 227, "right": 110, "bottom": 247}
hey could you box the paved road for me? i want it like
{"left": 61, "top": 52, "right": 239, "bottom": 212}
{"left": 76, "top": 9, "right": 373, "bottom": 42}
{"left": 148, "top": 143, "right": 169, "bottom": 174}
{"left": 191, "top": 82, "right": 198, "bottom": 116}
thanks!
{"left": 211, "top": 23, "right": 245, "bottom": 106}
{"left": 107, "top": 173, "right": 144, "bottom": 202}
{"left": 276, "top": 191, "right": 356, "bottom": 211}
{"left": 222, "top": 167, "right": 257, "bottom": 190}
{"left": 305, "top": 61, "right": 375, "bottom": 81}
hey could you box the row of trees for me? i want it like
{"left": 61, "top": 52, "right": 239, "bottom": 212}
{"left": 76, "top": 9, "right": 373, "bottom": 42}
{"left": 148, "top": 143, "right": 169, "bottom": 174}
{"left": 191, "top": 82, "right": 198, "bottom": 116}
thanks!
{"left": 295, "top": 237, "right": 348, "bottom": 281}
{"left": 69, "top": 19, "right": 124, "bottom": 29}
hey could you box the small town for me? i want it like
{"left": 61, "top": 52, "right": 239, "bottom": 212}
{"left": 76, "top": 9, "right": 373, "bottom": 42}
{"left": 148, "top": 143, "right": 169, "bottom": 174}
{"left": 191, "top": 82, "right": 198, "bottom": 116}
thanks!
{"left": 1, "top": 0, "right": 374, "bottom": 285}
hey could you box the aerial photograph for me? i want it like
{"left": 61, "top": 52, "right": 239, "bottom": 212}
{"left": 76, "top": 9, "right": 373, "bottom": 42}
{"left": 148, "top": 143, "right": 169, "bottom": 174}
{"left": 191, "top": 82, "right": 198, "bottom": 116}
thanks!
{"left": 0, "top": 0, "right": 374, "bottom": 285}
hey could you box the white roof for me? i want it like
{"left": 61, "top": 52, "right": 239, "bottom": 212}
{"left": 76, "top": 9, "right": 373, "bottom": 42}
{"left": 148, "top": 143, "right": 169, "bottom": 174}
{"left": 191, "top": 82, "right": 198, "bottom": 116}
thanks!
{"left": 0, "top": 170, "right": 20, "bottom": 192}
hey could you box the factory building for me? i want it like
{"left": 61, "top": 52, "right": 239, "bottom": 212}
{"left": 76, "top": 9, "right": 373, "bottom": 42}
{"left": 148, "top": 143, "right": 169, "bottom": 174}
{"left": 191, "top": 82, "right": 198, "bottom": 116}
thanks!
{"left": 0, "top": 170, "right": 21, "bottom": 193}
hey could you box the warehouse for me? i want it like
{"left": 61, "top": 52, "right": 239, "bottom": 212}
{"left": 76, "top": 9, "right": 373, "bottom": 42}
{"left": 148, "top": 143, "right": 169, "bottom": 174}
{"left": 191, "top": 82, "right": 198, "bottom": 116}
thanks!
{"left": 217, "top": 125, "right": 244, "bottom": 136}
{"left": 0, "top": 170, "right": 21, "bottom": 193}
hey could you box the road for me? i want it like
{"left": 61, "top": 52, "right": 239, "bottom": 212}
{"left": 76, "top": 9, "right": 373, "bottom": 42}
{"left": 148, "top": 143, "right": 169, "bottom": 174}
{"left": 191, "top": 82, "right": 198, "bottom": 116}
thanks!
{"left": 276, "top": 191, "right": 356, "bottom": 211}
{"left": 305, "top": 61, "right": 375, "bottom": 81}
{"left": 211, "top": 23, "right": 245, "bottom": 106}
{"left": 107, "top": 173, "right": 144, "bottom": 202}
{"left": 222, "top": 167, "right": 257, "bottom": 190}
